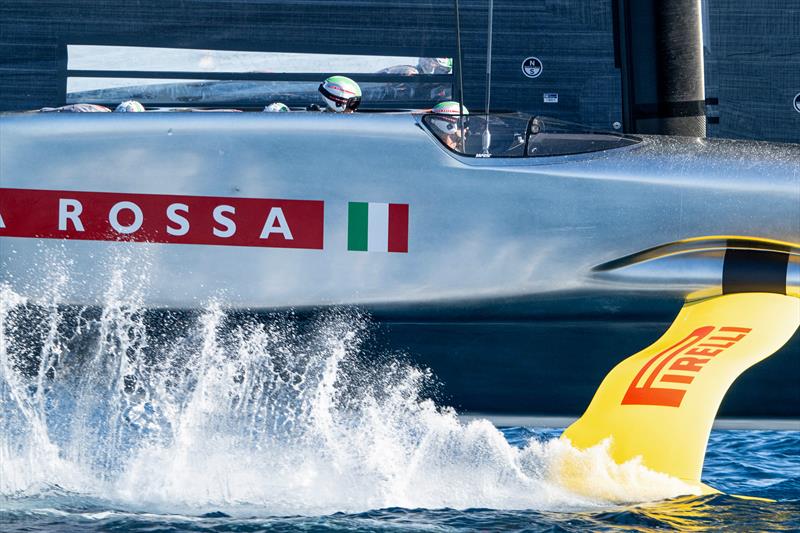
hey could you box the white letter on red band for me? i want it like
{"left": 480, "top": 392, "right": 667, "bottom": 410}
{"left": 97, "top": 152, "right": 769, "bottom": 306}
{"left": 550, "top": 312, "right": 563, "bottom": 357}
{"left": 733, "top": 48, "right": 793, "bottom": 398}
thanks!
{"left": 0, "top": 188, "right": 324, "bottom": 250}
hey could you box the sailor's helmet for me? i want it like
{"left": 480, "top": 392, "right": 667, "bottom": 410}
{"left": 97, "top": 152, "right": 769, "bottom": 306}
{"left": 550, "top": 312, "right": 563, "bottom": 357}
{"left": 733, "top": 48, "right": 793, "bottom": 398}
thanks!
{"left": 429, "top": 101, "right": 469, "bottom": 134}
{"left": 318, "top": 76, "right": 362, "bottom": 112}
{"left": 264, "top": 102, "right": 290, "bottom": 112}
{"left": 115, "top": 100, "right": 145, "bottom": 112}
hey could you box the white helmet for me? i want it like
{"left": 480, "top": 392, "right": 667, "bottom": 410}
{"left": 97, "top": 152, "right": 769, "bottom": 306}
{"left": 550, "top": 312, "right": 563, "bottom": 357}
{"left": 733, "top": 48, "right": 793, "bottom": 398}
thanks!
{"left": 429, "top": 100, "right": 469, "bottom": 134}
{"left": 115, "top": 100, "right": 145, "bottom": 112}
{"left": 318, "top": 76, "right": 362, "bottom": 112}
{"left": 264, "top": 102, "right": 290, "bottom": 112}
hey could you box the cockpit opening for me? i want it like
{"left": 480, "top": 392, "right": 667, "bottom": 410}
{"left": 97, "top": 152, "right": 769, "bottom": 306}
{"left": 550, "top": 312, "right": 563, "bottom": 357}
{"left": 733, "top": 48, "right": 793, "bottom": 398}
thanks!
{"left": 421, "top": 113, "right": 641, "bottom": 158}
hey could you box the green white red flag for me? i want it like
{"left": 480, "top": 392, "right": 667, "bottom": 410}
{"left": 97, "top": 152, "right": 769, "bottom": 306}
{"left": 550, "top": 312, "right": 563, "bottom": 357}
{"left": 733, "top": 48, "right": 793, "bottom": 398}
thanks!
{"left": 347, "top": 202, "right": 409, "bottom": 253}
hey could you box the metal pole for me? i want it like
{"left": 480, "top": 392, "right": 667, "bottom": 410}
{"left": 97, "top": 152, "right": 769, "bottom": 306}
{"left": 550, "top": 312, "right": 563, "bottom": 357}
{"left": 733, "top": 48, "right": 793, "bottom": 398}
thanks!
{"left": 481, "top": 0, "right": 494, "bottom": 155}
{"left": 454, "top": 0, "right": 466, "bottom": 117}
{"left": 453, "top": 0, "right": 467, "bottom": 151}
{"left": 615, "top": 0, "right": 706, "bottom": 136}
{"left": 484, "top": 0, "right": 493, "bottom": 117}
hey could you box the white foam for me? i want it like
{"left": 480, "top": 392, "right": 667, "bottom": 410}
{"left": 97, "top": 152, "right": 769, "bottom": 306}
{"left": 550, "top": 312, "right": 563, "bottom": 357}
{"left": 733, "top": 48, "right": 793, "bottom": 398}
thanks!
{"left": 0, "top": 260, "right": 698, "bottom": 515}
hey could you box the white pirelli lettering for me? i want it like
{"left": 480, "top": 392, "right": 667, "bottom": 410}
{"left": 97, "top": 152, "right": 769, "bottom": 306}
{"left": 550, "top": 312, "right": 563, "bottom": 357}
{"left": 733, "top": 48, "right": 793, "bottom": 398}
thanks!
{"left": 0, "top": 211, "right": 5, "bottom": 229}
{"left": 166, "top": 203, "right": 190, "bottom": 236}
{"left": 58, "top": 199, "right": 85, "bottom": 232}
{"left": 213, "top": 205, "right": 236, "bottom": 238}
{"left": 259, "top": 207, "right": 293, "bottom": 240}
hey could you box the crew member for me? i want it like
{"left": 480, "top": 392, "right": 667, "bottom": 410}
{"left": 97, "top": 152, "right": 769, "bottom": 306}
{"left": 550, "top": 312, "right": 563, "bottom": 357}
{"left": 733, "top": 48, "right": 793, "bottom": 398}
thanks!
{"left": 318, "top": 76, "right": 361, "bottom": 113}
{"left": 418, "top": 57, "right": 453, "bottom": 74}
{"left": 429, "top": 101, "right": 469, "bottom": 150}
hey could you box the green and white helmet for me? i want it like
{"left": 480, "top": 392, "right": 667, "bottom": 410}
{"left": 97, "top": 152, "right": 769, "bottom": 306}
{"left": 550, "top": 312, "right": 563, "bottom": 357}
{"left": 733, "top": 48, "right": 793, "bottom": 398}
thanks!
{"left": 115, "top": 100, "right": 145, "bottom": 112}
{"left": 318, "top": 75, "right": 362, "bottom": 112}
{"left": 429, "top": 101, "right": 469, "bottom": 134}
{"left": 432, "top": 101, "right": 468, "bottom": 115}
{"left": 264, "top": 102, "right": 290, "bottom": 112}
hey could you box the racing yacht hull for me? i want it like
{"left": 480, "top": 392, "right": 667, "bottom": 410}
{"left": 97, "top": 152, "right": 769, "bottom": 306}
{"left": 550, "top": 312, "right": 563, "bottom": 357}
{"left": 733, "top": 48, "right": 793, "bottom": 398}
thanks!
{"left": 1, "top": 112, "right": 798, "bottom": 418}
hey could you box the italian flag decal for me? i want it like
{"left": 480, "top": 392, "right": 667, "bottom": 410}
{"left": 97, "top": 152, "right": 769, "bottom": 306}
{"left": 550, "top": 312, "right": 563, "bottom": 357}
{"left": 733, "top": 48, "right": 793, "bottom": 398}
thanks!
{"left": 347, "top": 202, "right": 409, "bottom": 253}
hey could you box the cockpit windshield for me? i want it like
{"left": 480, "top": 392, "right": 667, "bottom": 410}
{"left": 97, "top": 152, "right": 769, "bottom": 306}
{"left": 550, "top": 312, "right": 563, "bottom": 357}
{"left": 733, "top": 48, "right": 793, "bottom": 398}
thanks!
{"left": 421, "top": 113, "right": 640, "bottom": 158}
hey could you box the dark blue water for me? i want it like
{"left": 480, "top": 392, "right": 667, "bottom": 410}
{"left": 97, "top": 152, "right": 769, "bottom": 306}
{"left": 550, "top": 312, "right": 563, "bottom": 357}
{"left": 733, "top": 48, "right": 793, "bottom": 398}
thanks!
{"left": 2, "top": 428, "right": 798, "bottom": 532}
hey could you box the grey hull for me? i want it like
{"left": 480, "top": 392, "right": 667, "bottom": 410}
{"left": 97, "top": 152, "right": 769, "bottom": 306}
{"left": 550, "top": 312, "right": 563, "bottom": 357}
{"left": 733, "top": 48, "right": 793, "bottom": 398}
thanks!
{"left": 1, "top": 112, "right": 798, "bottom": 418}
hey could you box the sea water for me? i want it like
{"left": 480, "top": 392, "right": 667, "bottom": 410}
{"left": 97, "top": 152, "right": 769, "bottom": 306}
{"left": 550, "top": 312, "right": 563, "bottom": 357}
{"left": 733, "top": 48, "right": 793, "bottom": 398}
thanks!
{"left": 1, "top": 258, "right": 798, "bottom": 532}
